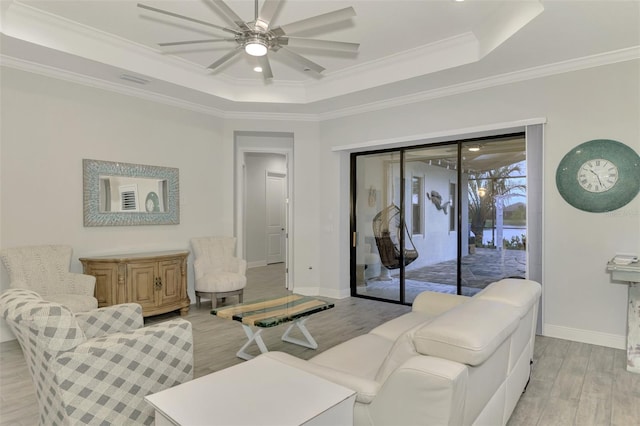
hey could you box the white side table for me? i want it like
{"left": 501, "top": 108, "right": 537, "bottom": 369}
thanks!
{"left": 607, "top": 261, "right": 640, "bottom": 374}
{"left": 145, "top": 355, "right": 356, "bottom": 425}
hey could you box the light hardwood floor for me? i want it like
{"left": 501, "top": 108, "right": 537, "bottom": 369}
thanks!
{"left": 1, "top": 263, "right": 639, "bottom": 425}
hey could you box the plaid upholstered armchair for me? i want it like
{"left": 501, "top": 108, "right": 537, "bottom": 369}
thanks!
{"left": 0, "top": 288, "right": 194, "bottom": 425}
{"left": 0, "top": 245, "right": 97, "bottom": 312}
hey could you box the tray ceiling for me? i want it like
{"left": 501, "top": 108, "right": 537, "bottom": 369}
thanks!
{"left": 1, "top": 1, "right": 638, "bottom": 115}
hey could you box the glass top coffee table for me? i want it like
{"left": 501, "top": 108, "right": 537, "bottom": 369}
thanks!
{"left": 212, "top": 294, "right": 334, "bottom": 360}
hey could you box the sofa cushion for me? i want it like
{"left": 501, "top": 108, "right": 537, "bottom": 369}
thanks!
{"left": 475, "top": 279, "right": 541, "bottom": 318}
{"left": 374, "top": 323, "right": 421, "bottom": 383}
{"left": 413, "top": 299, "right": 520, "bottom": 366}
{"left": 311, "top": 333, "right": 394, "bottom": 380}
{"left": 369, "top": 311, "right": 433, "bottom": 341}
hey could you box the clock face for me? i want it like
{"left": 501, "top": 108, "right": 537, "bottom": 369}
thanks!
{"left": 556, "top": 139, "right": 640, "bottom": 213}
{"left": 577, "top": 159, "right": 618, "bottom": 193}
{"left": 145, "top": 191, "right": 160, "bottom": 213}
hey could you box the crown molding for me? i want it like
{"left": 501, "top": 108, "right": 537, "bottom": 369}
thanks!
{"left": 2, "top": 45, "right": 637, "bottom": 123}
{"left": 222, "top": 110, "right": 319, "bottom": 122}
{"left": 0, "top": 54, "right": 319, "bottom": 122}
{"left": 305, "top": 32, "right": 481, "bottom": 103}
{"left": 0, "top": 54, "right": 227, "bottom": 117}
{"left": 318, "top": 46, "right": 640, "bottom": 121}
{"left": 0, "top": 0, "right": 538, "bottom": 105}
{"left": 2, "top": 1, "right": 308, "bottom": 103}
{"left": 331, "top": 118, "right": 547, "bottom": 152}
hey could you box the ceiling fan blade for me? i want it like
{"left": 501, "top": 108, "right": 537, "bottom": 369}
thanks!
{"left": 207, "top": 47, "right": 242, "bottom": 70}
{"left": 271, "top": 7, "right": 356, "bottom": 37}
{"left": 137, "top": 3, "right": 240, "bottom": 35}
{"left": 258, "top": 55, "right": 274, "bottom": 80}
{"left": 255, "top": 0, "right": 282, "bottom": 31}
{"left": 277, "top": 47, "right": 325, "bottom": 74}
{"left": 279, "top": 37, "right": 359, "bottom": 52}
{"left": 158, "top": 39, "right": 235, "bottom": 47}
{"left": 207, "top": 0, "right": 251, "bottom": 31}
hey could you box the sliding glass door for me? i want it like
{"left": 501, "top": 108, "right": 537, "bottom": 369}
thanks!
{"left": 352, "top": 151, "right": 403, "bottom": 301}
{"left": 351, "top": 135, "right": 527, "bottom": 304}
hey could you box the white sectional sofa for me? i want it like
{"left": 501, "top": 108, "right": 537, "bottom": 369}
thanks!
{"left": 264, "top": 278, "right": 542, "bottom": 426}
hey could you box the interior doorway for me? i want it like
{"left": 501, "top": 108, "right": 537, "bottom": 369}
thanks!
{"left": 266, "top": 171, "right": 287, "bottom": 265}
{"left": 235, "top": 132, "right": 293, "bottom": 290}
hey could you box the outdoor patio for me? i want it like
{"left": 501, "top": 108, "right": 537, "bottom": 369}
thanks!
{"left": 357, "top": 247, "right": 527, "bottom": 302}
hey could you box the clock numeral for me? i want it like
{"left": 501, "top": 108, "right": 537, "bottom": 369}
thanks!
{"left": 595, "top": 160, "right": 601, "bottom": 166}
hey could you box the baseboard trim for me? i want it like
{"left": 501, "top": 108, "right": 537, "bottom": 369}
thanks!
{"left": 247, "top": 261, "right": 268, "bottom": 269}
{"left": 543, "top": 324, "right": 625, "bottom": 350}
{"left": 294, "top": 285, "right": 350, "bottom": 300}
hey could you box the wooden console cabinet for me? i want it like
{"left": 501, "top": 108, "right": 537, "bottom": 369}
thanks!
{"left": 80, "top": 250, "right": 190, "bottom": 317}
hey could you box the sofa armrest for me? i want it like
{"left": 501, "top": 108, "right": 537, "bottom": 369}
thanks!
{"left": 412, "top": 291, "right": 469, "bottom": 316}
{"left": 262, "top": 352, "right": 381, "bottom": 404}
{"left": 368, "top": 356, "right": 468, "bottom": 426}
{"left": 53, "top": 319, "right": 193, "bottom": 425}
{"left": 74, "top": 303, "right": 144, "bottom": 338}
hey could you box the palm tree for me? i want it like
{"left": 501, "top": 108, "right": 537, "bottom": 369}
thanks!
{"left": 468, "top": 163, "right": 526, "bottom": 246}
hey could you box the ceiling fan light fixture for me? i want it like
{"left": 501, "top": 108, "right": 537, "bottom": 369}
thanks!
{"left": 245, "top": 38, "right": 268, "bottom": 56}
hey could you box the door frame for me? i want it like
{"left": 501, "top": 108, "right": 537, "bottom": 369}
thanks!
{"left": 235, "top": 144, "right": 293, "bottom": 290}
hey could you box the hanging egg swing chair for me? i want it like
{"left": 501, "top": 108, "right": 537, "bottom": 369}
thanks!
{"left": 372, "top": 204, "right": 419, "bottom": 270}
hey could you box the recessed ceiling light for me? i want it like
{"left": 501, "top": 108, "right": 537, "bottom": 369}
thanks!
{"left": 468, "top": 145, "right": 481, "bottom": 152}
{"left": 253, "top": 66, "right": 263, "bottom": 73}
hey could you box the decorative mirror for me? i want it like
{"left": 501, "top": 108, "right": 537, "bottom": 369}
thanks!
{"left": 83, "top": 159, "right": 179, "bottom": 226}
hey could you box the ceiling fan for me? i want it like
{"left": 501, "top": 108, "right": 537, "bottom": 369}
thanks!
{"left": 137, "top": 0, "right": 359, "bottom": 80}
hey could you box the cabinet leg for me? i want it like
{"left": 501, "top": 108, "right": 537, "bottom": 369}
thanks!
{"left": 180, "top": 306, "right": 189, "bottom": 316}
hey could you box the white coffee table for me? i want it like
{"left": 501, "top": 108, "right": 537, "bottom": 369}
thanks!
{"left": 145, "top": 355, "right": 356, "bottom": 425}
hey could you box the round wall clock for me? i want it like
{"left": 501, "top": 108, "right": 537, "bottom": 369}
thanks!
{"left": 556, "top": 139, "right": 640, "bottom": 212}
{"left": 145, "top": 191, "right": 160, "bottom": 213}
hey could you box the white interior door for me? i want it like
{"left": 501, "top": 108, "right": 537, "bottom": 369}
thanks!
{"left": 266, "top": 172, "right": 286, "bottom": 264}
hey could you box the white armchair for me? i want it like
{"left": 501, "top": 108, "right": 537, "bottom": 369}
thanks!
{"left": 0, "top": 245, "right": 97, "bottom": 312}
{"left": 0, "top": 288, "right": 194, "bottom": 425}
{"left": 190, "top": 236, "right": 246, "bottom": 308}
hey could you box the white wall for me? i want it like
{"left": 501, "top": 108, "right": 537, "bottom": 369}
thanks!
{"left": 0, "top": 67, "right": 228, "bottom": 341}
{"left": 318, "top": 60, "right": 640, "bottom": 349}
{"left": 224, "top": 119, "right": 324, "bottom": 296}
{"left": 2, "top": 59, "right": 638, "bottom": 350}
